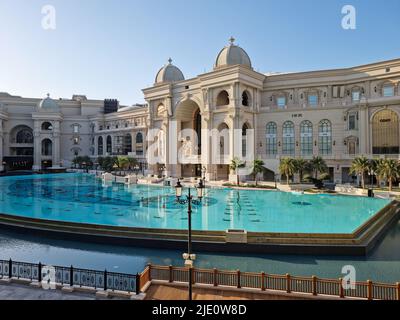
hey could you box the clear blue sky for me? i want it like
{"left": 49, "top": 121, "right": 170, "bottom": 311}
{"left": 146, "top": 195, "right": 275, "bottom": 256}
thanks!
{"left": 0, "top": 0, "right": 399, "bottom": 105}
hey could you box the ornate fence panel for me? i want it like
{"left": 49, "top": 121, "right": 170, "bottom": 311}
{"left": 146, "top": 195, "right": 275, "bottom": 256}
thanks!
{"left": 0, "top": 260, "right": 9, "bottom": 278}
{"left": 54, "top": 266, "right": 72, "bottom": 286}
{"left": 71, "top": 268, "right": 103, "bottom": 289}
{"left": 11, "top": 261, "right": 39, "bottom": 281}
{"left": 106, "top": 272, "right": 136, "bottom": 293}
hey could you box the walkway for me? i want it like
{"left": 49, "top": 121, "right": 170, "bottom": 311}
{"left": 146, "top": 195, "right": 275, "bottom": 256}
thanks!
{"left": 0, "top": 282, "right": 95, "bottom": 300}
{"left": 144, "top": 284, "right": 316, "bottom": 300}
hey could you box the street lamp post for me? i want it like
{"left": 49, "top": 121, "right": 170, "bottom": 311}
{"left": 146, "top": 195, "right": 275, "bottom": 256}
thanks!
{"left": 134, "top": 164, "right": 140, "bottom": 178}
{"left": 175, "top": 178, "right": 204, "bottom": 301}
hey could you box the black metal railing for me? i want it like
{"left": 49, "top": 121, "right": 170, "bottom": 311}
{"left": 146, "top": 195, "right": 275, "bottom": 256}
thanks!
{"left": 0, "top": 259, "right": 139, "bottom": 295}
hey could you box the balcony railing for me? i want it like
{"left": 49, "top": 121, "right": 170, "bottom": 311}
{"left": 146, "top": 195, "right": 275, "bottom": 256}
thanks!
{"left": 139, "top": 264, "right": 400, "bottom": 300}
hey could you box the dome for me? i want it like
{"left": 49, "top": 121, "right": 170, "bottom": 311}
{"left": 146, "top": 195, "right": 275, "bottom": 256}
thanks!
{"left": 215, "top": 37, "right": 252, "bottom": 70}
{"left": 155, "top": 58, "right": 185, "bottom": 84}
{"left": 38, "top": 94, "right": 59, "bottom": 111}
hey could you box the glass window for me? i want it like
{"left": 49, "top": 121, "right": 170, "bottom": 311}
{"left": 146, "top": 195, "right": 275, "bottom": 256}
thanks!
{"left": 73, "top": 137, "right": 79, "bottom": 145}
{"left": 300, "top": 121, "right": 313, "bottom": 156}
{"left": 348, "top": 115, "right": 356, "bottom": 130}
{"left": 277, "top": 97, "right": 286, "bottom": 108}
{"left": 106, "top": 136, "right": 112, "bottom": 153}
{"left": 73, "top": 124, "right": 79, "bottom": 134}
{"left": 308, "top": 94, "right": 318, "bottom": 106}
{"left": 266, "top": 122, "right": 277, "bottom": 156}
{"left": 352, "top": 91, "right": 360, "bottom": 102}
{"left": 318, "top": 120, "right": 332, "bottom": 155}
{"left": 136, "top": 133, "right": 144, "bottom": 156}
{"left": 98, "top": 137, "right": 103, "bottom": 155}
{"left": 282, "top": 121, "right": 295, "bottom": 156}
{"left": 383, "top": 85, "right": 394, "bottom": 97}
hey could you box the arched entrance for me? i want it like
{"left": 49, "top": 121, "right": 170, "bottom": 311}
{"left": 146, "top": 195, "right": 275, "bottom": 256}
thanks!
{"left": 5, "top": 125, "right": 34, "bottom": 171}
{"left": 175, "top": 99, "right": 202, "bottom": 178}
{"left": 372, "top": 109, "right": 399, "bottom": 154}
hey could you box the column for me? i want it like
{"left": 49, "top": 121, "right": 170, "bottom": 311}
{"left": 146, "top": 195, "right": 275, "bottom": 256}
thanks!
{"left": 33, "top": 121, "right": 41, "bottom": 171}
{"left": 359, "top": 106, "right": 368, "bottom": 155}
{"left": 52, "top": 122, "right": 61, "bottom": 168}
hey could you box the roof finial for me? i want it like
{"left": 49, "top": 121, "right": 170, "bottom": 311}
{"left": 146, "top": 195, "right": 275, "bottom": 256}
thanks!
{"left": 229, "top": 36, "right": 235, "bottom": 45}
{"left": 46, "top": 93, "right": 50, "bottom": 98}
{"left": 168, "top": 57, "right": 173, "bottom": 64}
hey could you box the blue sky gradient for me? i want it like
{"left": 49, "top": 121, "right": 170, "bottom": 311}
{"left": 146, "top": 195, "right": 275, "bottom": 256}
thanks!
{"left": 0, "top": 0, "right": 399, "bottom": 105}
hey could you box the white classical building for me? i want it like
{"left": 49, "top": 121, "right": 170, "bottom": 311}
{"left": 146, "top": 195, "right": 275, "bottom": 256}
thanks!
{"left": 1, "top": 38, "right": 400, "bottom": 183}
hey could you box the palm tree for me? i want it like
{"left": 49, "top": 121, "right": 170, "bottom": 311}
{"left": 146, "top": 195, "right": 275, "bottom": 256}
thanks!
{"left": 115, "top": 156, "right": 129, "bottom": 175}
{"left": 294, "top": 158, "right": 308, "bottom": 183}
{"left": 230, "top": 157, "right": 245, "bottom": 186}
{"left": 371, "top": 158, "right": 385, "bottom": 188}
{"left": 279, "top": 158, "right": 296, "bottom": 185}
{"left": 349, "top": 156, "right": 370, "bottom": 189}
{"left": 251, "top": 159, "right": 265, "bottom": 186}
{"left": 376, "top": 159, "right": 400, "bottom": 191}
{"left": 310, "top": 156, "right": 327, "bottom": 179}
{"left": 127, "top": 157, "right": 138, "bottom": 172}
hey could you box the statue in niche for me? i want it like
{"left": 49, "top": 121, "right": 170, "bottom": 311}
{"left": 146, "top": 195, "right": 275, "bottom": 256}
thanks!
{"left": 182, "top": 137, "right": 193, "bottom": 157}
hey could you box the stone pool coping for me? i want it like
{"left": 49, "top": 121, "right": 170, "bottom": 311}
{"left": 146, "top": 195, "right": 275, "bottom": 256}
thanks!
{"left": 0, "top": 201, "right": 398, "bottom": 256}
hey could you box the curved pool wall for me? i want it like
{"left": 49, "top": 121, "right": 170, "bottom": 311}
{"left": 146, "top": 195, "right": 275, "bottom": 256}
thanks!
{"left": 0, "top": 173, "right": 391, "bottom": 233}
{"left": 0, "top": 218, "right": 400, "bottom": 283}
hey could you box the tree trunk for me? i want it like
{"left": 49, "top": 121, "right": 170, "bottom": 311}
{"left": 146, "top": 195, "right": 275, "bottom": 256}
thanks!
{"left": 286, "top": 174, "right": 289, "bottom": 185}
{"left": 237, "top": 174, "right": 239, "bottom": 186}
{"left": 389, "top": 178, "right": 393, "bottom": 192}
{"left": 361, "top": 173, "right": 365, "bottom": 190}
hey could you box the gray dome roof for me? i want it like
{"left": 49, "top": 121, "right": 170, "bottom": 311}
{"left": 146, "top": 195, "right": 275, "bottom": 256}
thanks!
{"left": 155, "top": 58, "right": 185, "bottom": 84}
{"left": 215, "top": 37, "right": 252, "bottom": 70}
{"left": 38, "top": 94, "right": 59, "bottom": 111}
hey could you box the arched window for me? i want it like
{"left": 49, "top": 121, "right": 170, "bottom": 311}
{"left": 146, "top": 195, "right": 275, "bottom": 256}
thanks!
{"left": 98, "top": 137, "right": 103, "bottom": 155}
{"left": 242, "top": 123, "right": 250, "bottom": 157}
{"left": 372, "top": 109, "right": 399, "bottom": 154}
{"left": 318, "top": 120, "right": 332, "bottom": 155}
{"left": 282, "top": 121, "right": 295, "bottom": 156}
{"left": 300, "top": 120, "right": 313, "bottom": 156}
{"left": 106, "top": 136, "right": 112, "bottom": 154}
{"left": 266, "top": 122, "right": 277, "bottom": 156}
{"left": 242, "top": 91, "right": 250, "bottom": 107}
{"left": 16, "top": 128, "right": 33, "bottom": 144}
{"left": 41, "top": 122, "right": 53, "bottom": 131}
{"left": 217, "top": 123, "right": 229, "bottom": 158}
{"left": 124, "top": 134, "right": 132, "bottom": 154}
{"left": 216, "top": 90, "right": 230, "bottom": 106}
{"left": 41, "top": 139, "right": 52, "bottom": 156}
{"left": 136, "top": 132, "right": 144, "bottom": 156}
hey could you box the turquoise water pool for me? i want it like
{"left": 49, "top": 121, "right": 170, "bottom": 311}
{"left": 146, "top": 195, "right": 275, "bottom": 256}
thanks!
{"left": 0, "top": 173, "right": 391, "bottom": 234}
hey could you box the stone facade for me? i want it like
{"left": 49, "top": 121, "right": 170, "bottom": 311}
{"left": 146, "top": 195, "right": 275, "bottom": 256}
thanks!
{"left": 1, "top": 38, "right": 400, "bottom": 183}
